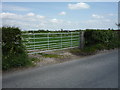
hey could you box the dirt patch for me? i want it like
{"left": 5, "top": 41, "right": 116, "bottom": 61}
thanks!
{"left": 3, "top": 48, "right": 117, "bottom": 74}
{"left": 33, "top": 48, "right": 117, "bottom": 67}
{"left": 28, "top": 49, "right": 82, "bottom": 67}
{"left": 28, "top": 48, "right": 117, "bottom": 67}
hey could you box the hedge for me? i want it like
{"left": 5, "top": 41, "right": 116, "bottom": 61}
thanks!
{"left": 2, "top": 26, "right": 31, "bottom": 70}
{"left": 84, "top": 30, "right": 120, "bottom": 49}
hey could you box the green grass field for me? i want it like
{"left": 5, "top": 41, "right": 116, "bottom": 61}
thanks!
{"left": 22, "top": 32, "right": 80, "bottom": 53}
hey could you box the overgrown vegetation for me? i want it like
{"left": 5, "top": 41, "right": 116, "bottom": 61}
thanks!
{"left": 2, "top": 26, "right": 32, "bottom": 70}
{"left": 70, "top": 30, "right": 119, "bottom": 56}
{"left": 70, "top": 46, "right": 97, "bottom": 56}
{"left": 84, "top": 30, "right": 120, "bottom": 49}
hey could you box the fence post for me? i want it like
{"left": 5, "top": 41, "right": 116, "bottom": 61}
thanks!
{"left": 79, "top": 31, "right": 85, "bottom": 49}
{"left": 33, "top": 31, "right": 35, "bottom": 50}
{"left": 47, "top": 33, "right": 50, "bottom": 50}
{"left": 61, "top": 33, "right": 62, "bottom": 49}
{"left": 71, "top": 32, "right": 72, "bottom": 47}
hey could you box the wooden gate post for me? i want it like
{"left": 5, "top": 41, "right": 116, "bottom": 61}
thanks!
{"left": 79, "top": 31, "right": 85, "bottom": 49}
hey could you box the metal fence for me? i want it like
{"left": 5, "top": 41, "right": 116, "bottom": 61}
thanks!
{"left": 22, "top": 32, "right": 80, "bottom": 54}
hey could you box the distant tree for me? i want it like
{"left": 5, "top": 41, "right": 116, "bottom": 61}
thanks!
{"left": 61, "top": 29, "right": 63, "bottom": 32}
{"left": 108, "top": 28, "right": 111, "bottom": 30}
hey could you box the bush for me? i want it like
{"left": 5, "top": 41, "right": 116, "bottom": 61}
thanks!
{"left": 70, "top": 30, "right": 119, "bottom": 56}
{"left": 2, "top": 26, "right": 32, "bottom": 70}
{"left": 84, "top": 30, "right": 119, "bottom": 49}
{"left": 93, "top": 44, "right": 106, "bottom": 50}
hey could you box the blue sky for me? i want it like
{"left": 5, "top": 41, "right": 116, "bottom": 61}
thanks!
{"left": 1, "top": 2, "right": 118, "bottom": 30}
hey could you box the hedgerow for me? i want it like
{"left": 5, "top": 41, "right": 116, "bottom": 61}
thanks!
{"left": 2, "top": 26, "right": 32, "bottom": 70}
{"left": 70, "top": 30, "right": 119, "bottom": 56}
{"left": 84, "top": 30, "right": 120, "bottom": 49}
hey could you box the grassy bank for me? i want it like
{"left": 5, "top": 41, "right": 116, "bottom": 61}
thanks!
{"left": 70, "top": 44, "right": 118, "bottom": 56}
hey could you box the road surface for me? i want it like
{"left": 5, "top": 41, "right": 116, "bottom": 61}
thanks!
{"left": 3, "top": 50, "right": 118, "bottom": 88}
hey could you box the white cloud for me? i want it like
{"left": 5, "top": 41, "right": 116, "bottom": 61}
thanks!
{"left": 36, "top": 15, "right": 45, "bottom": 19}
{"left": 1, "top": 12, "right": 46, "bottom": 28}
{"left": 1, "top": 12, "right": 117, "bottom": 30}
{"left": 1, "top": 12, "right": 16, "bottom": 18}
{"left": 3, "top": 4, "right": 30, "bottom": 11}
{"left": 84, "top": 18, "right": 117, "bottom": 29}
{"left": 50, "top": 18, "right": 63, "bottom": 23}
{"left": 1, "top": 12, "right": 67, "bottom": 30}
{"left": 86, "top": 19, "right": 111, "bottom": 23}
{"left": 108, "top": 13, "right": 116, "bottom": 16}
{"left": 1, "top": 12, "right": 23, "bottom": 20}
{"left": 26, "top": 12, "right": 35, "bottom": 16}
{"left": 1, "top": 12, "right": 45, "bottom": 20}
{"left": 68, "top": 3, "right": 90, "bottom": 10}
{"left": 50, "top": 19, "right": 58, "bottom": 23}
{"left": 59, "top": 11, "right": 66, "bottom": 15}
{"left": 92, "top": 14, "right": 104, "bottom": 19}
{"left": 87, "top": 19, "right": 97, "bottom": 23}
{"left": 104, "top": 19, "right": 111, "bottom": 22}
{"left": 67, "top": 21, "right": 72, "bottom": 24}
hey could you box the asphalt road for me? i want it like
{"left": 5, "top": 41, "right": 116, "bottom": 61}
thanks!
{"left": 3, "top": 50, "right": 118, "bottom": 88}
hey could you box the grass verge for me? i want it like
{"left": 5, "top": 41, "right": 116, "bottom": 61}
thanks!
{"left": 69, "top": 43, "right": 116, "bottom": 56}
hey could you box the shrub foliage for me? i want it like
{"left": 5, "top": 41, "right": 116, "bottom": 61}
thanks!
{"left": 70, "top": 30, "right": 119, "bottom": 56}
{"left": 84, "top": 30, "right": 119, "bottom": 49}
{"left": 2, "top": 27, "right": 31, "bottom": 70}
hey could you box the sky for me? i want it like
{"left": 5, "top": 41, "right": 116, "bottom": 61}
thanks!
{"left": 1, "top": 2, "right": 118, "bottom": 30}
